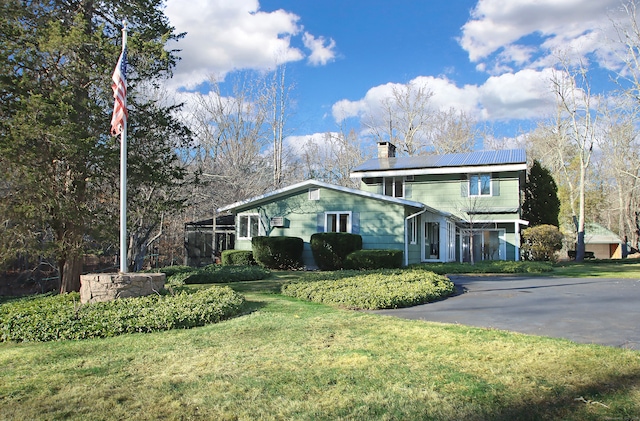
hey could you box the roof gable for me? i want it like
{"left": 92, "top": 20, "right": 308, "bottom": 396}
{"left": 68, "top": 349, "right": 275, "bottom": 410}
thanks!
{"left": 585, "top": 223, "right": 622, "bottom": 244}
{"left": 217, "top": 179, "right": 439, "bottom": 214}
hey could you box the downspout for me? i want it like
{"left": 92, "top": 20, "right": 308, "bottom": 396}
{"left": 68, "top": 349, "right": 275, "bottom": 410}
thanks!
{"left": 405, "top": 206, "right": 428, "bottom": 266}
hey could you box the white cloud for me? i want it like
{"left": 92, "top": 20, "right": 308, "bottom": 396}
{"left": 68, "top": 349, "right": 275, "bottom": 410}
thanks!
{"left": 459, "top": 0, "right": 626, "bottom": 72}
{"left": 331, "top": 76, "right": 481, "bottom": 124}
{"left": 285, "top": 133, "right": 334, "bottom": 157}
{"left": 164, "top": 0, "right": 336, "bottom": 90}
{"left": 302, "top": 32, "right": 337, "bottom": 66}
{"left": 478, "top": 68, "right": 556, "bottom": 120}
{"left": 331, "top": 69, "right": 558, "bottom": 126}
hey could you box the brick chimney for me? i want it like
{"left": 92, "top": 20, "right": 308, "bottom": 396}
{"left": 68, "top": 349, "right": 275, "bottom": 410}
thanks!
{"left": 377, "top": 141, "right": 396, "bottom": 158}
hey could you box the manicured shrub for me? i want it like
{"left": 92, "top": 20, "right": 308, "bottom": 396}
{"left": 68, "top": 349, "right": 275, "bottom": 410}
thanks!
{"left": 155, "top": 265, "right": 194, "bottom": 277}
{"left": 251, "top": 236, "right": 304, "bottom": 269}
{"left": 344, "top": 249, "right": 403, "bottom": 270}
{"left": 310, "top": 233, "right": 363, "bottom": 270}
{"left": 281, "top": 268, "right": 454, "bottom": 310}
{"left": 221, "top": 250, "right": 255, "bottom": 266}
{"left": 411, "top": 260, "right": 553, "bottom": 274}
{"left": 0, "top": 287, "right": 245, "bottom": 342}
{"left": 167, "top": 264, "right": 270, "bottom": 285}
{"left": 521, "top": 224, "right": 564, "bottom": 262}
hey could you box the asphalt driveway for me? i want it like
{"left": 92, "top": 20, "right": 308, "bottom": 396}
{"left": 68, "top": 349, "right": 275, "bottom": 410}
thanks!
{"left": 373, "top": 275, "right": 640, "bottom": 350}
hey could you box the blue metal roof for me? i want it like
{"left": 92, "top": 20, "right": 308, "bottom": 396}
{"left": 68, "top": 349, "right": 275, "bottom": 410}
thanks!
{"left": 352, "top": 149, "right": 526, "bottom": 173}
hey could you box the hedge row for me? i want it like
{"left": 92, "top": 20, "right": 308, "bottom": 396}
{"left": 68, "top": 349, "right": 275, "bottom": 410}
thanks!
{"left": 252, "top": 236, "right": 304, "bottom": 269}
{"left": 221, "top": 250, "right": 255, "bottom": 266}
{"left": 281, "top": 268, "right": 455, "bottom": 310}
{"left": 1, "top": 286, "right": 245, "bottom": 342}
{"left": 161, "top": 264, "right": 270, "bottom": 285}
{"left": 344, "top": 249, "right": 403, "bottom": 270}
{"left": 310, "top": 233, "right": 362, "bottom": 270}
{"left": 413, "top": 260, "right": 553, "bottom": 274}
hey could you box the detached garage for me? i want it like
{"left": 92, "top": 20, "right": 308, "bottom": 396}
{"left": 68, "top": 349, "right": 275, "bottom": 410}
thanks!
{"left": 584, "top": 223, "right": 623, "bottom": 259}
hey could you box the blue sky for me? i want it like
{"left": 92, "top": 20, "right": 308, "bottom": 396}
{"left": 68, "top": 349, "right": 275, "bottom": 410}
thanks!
{"left": 164, "top": 0, "right": 632, "bottom": 148}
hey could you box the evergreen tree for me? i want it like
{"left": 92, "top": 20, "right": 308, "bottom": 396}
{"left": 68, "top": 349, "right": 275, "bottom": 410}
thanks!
{"left": 522, "top": 160, "right": 561, "bottom": 227}
{"left": 0, "top": 0, "right": 189, "bottom": 292}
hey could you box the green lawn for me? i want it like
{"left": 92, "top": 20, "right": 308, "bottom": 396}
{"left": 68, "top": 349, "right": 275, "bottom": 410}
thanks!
{"left": 551, "top": 259, "right": 640, "bottom": 278}
{"left": 1, "top": 266, "right": 639, "bottom": 420}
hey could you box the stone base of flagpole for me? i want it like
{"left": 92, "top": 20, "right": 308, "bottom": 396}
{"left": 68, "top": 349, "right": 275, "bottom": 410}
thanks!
{"left": 80, "top": 273, "right": 165, "bottom": 304}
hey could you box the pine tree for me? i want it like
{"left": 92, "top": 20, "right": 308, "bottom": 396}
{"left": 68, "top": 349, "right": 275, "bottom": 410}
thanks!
{"left": 0, "top": 0, "right": 189, "bottom": 292}
{"left": 522, "top": 160, "right": 561, "bottom": 227}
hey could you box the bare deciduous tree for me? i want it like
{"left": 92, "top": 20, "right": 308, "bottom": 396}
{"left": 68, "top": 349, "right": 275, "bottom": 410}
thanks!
{"left": 364, "top": 80, "right": 434, "bottom": 156}
{"left": 363, "top": 80, "right": 477, "bottom": 156}
{"left": 550, "top": 60, "right": 600, "bottom": 261}
{"left": 297, "top": 125, "right": 370, "bottom": 188}
{"left": 263, "top": 63, "right": 294, "bottom": 188}
{"left": 428, "top": 108, "right": 477, "bottom": 154}
{"left": 598, "top": 96, "right": 640, "bottom": 250}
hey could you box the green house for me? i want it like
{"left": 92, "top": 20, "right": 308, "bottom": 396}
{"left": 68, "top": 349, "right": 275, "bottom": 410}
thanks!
{"left": 218, "top": 142, "right": 528, "bottom": 267}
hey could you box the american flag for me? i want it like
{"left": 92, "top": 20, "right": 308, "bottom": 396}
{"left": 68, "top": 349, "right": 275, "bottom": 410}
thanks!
{"left": 110, "top": 46, "right": 127, "bottom": 136}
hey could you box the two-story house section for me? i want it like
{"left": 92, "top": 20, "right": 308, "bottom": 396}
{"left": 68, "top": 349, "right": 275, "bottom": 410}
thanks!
{"left": 217, "top": 141, "right": 528, "bottom": 268}
{"left": 350, "top": 142, "right": 528, "bottom": 263}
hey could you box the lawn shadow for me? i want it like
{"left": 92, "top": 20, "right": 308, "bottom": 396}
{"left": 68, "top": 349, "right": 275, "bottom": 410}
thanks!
{"left": 239, "top": 298, "right": 267, "bottom": 316}
{"left": 486, "top": 367, "right": 640, "bottom": 421}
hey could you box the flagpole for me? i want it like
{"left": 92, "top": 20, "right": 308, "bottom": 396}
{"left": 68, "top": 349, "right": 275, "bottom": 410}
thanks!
{"left": 119, "top": 20, "right": 128, "bottom": 273}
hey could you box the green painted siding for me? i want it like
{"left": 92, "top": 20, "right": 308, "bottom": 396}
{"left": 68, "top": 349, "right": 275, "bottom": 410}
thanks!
{"left": 360, "top": 172, "right": 521, "bottom": 219}
{"left": 232, "top": 187, "right": 413, "bottom": 266}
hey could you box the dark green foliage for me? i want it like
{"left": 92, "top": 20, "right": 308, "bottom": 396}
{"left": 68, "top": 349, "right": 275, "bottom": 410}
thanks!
{"left": 251, "top": 236, "right": 304, "bottom": 269}
{"left": 310, "top": 233, "right": 363, "bottom": 270}
{"left": 281, "top": 268, "right": 454, "bottom": 310}
{"left": 221, "top": 250, "right": 255, "bottom": 266}
{"left": 155, "top": 265, "right": 194, "bottom": 277}
{"left": 166, "top": 265, "right": 270, "bottom": 285}
{"left": 522, "top": 160, "right": 561, "bottom": 227}
{"left": 411, "top": 260, "right": 554, "bottom": 274}
{"left": 521, "top": 224, "right": 564, "bottom": 262}
{"left": 344, "top": 249, "right": 403, "bottom": 270}
{"left": 0, "top": 287, "right": 245, "bottom": 342}
{"left": 0, "top": 0, "right": 190, "bottom": 291}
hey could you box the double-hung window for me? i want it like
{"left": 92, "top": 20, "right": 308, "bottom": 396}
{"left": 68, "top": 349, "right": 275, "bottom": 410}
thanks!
{"left": 325, "top": 211, "right": 351, "bottom": 233}
{"left": 383, "top": 177, "right": 403, "bottom": 197}
{"left": 469, "top": 173, "right": 491, "bottom": 196}
{"left": 238, "top": 214, "right": 261, "bottom": 239}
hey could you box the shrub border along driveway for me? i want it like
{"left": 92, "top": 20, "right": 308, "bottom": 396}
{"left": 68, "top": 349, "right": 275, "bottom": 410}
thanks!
{"left": 373, "top": 275, "right": 640, "bottom": 350}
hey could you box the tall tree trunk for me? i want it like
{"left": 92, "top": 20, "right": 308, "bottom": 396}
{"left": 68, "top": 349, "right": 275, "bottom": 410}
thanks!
{"left": 575, "top": 164, "right": 586, "bottom": 261}
{"left": 60, "top": 252, "right": 82, "bottom": 293}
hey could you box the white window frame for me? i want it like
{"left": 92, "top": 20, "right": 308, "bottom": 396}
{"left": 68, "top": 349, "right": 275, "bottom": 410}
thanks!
{"left": 408, "top": 217, "right": 418, "bottom": 244}
{"left": 308, "top": 188, "right": 320, "bottom": 201}
{"left": 325, "top": 211, "right": 352, "bottom": 233}
{"left": 447, "top": 221, "right": 456, "bottom": 262}
{"left": 237, "top": 213, "right": 262, "bottom": 240}
{"left": 459, "top": 228, "right": 506, "bottom": 262}
{"left": 468, "top": 173, "right": 491, "bottom": 196}
{"left": 383, "top": 176, "right": 404, "bottom": 198}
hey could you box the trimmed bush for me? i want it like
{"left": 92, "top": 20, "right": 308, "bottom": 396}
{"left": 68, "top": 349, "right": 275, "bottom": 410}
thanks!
{"left": 0, "top": 287, "right": 245, "bottom": 342}
{"left": 521, "top": 224, "right": 564, "bottom": 262}
{"left": 281, "top": 268, "right": 454, "bottom": 310}
{"left": 251, "top": 236, "right": 304, "bottom": 269}
{"left": 155, "top": 265, "right": 194, "bottom": 277}
{"left": 221, "top": 250, "right": 255, "bottom": 266}
{"left": 410, "top": 260, "right": 553, "bottom": 274}
{"left": 344, "top": 249, "right": 403, "bottom": 270}
{"left": 167, "top": 264, "right": 270, "bottom": 285}
{"left": 310, "top": 233, "right": 363, "bottom": 270}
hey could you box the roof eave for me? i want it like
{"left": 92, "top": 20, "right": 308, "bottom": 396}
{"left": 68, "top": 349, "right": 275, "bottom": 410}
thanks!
{"left": 351, "top": 163, "right": 527, "bottom": 178}
{"left": 217, "top": 179, "right": 430, "bottom": 214}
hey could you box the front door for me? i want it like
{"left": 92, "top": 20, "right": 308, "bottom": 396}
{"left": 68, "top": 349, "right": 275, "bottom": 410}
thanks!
{"left": 423, "top": 221, "right": 440, "bottom": 260}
